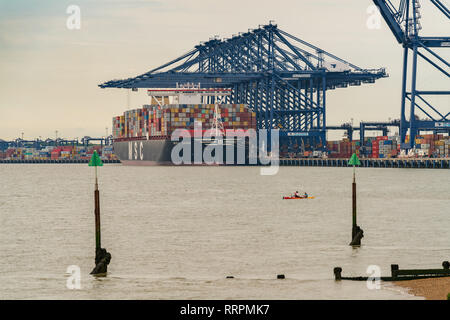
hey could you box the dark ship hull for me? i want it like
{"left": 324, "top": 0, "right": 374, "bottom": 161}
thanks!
{"left": 113, "top": 138, "right": 253, "bottom": 166}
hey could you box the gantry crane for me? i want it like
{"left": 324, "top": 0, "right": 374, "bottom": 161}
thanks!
{"left": 373, "top": 0, "right": 450, "bottom": 149}
{"left": 100, "top": 23, "right": 387, "bottom": 150}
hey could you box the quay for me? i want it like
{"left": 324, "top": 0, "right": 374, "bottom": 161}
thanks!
{"left": 2, "top": 158, "right": 449, "bottom": 168}
{"left": 0, "top": 159, "right": 121, "bottom": 164}
{"left": 279, "top": 158, "right": 450, "bottom": 169}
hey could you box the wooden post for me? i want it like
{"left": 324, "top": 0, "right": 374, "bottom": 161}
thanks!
{"left": 352, "top": 168, "right": 357, "bottom": 239}
{"left": 94, "top": 166, "right": 101, "bottom": 250}
{"left": 391, "top": 264, "right": 399, "bottom": 279}
{"left": 348, "top": 157, "right": 363, "bottom": 246}
{"left": 334, "top": 267, "right": 342, "bottom": 281}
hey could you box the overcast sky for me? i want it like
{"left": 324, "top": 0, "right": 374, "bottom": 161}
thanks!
{"left": 0, "top": 0, "right": 448, "bottom": 141}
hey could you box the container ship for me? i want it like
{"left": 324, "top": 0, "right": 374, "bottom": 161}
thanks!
{"left": 112, "top": 87, "right": 257, "bottom": 165}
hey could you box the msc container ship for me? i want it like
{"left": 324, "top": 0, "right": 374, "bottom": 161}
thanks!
{"left": 112, "top": 87, "right": 258, "bottom": 165}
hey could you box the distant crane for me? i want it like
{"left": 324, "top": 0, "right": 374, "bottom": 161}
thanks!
{"left": 326, "top": 120, "right": 400, "bottom": 145}
{"left": 81, "top": 136, "right": 113, "bottom": 147}
{"left": 0, "top": 137, "right": 113, "bottom": 151}
{"left": 373, "top": 0, "right": 450, "bottom": 149}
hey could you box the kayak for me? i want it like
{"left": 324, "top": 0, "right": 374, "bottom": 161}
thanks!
{"left": 283, "top": 196, "right": 315, "bottom": 200}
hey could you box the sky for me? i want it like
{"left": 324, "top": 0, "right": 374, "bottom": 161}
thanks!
{"left": 0, "top": 0, "right": 448, "bottom": 141}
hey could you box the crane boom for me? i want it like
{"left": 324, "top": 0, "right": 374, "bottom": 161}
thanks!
{"left": 372, "top": 0, "right": 450, "bottom": 149}
{"left": 373, "top": 0, "right": 406, "bottom": 44}
{"left": 430, "top": 0, "right": 450, "bottom": 19}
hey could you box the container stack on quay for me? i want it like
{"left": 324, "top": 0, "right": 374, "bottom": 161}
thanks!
{"left": 280, "top": 142, "right": 326, "bottom": 159}
{"left": 0, "top": 145, "right": 118, "bottom": 161}
{"left": 324, "top": 140, "right": 355, "bottom": 158}
{"left": 112, "top": 104, "right": 257, "bottom": 140}
{"left": 326, "top": 134, "right": 449, "bottom": 159}
{"left": 415, "top": 134, "right": 450, "bottom": 158}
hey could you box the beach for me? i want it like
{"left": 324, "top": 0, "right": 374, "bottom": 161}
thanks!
{"left": 395, "top": 278, "right": 450, "bottom": 300}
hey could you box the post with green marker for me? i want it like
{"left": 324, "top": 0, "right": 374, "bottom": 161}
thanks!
{"left": 89, "top": 150, "right": 111, "bottom": 275}
{"left": 348, "top": 153, "right": 364, "bottom": 246}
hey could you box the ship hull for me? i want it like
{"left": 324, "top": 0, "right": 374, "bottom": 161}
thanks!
{"left": 113, "top": 139, "right": 252, "bottom": 166}
{"left": 113, "top": 140, "right": 174, "bottom": 165}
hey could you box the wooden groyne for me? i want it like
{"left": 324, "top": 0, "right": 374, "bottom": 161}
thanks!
{"left": 334, "top": 261, "right": 450, "bottom": 282}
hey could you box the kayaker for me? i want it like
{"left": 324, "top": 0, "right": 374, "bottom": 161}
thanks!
{"left": 294, "top": 191, "right": 300, "bottom": 198}
{"left": 304, "top": 192, "right": 308, "bottom": 198}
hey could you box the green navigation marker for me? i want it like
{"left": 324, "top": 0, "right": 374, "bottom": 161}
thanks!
{"left": 89, "top": 150, "right": 103, "bottom": 167}
{"left": 348, "top": 153, "right": 361, "bottom": 166}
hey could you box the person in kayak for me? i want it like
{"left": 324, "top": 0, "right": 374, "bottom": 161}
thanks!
{"left": 303, "top": 192, "right": 308, "bottom": 198}
{"left": 294, "top": 191, "right": 300, "bottom": 198}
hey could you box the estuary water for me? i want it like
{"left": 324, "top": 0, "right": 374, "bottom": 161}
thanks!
{"left": 0, "top": 164, "right": 449, "bottom": 299}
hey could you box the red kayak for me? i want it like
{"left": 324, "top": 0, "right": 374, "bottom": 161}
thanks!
{"left": 283, "top": 196, "right": 315, "bottom": 200}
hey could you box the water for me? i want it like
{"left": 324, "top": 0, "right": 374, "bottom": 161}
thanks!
{"left": 0, "top": 164, "right": 449, "bottom": 299}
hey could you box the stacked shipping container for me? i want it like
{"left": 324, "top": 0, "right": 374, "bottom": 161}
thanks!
{"left": 327, "top": 134, "right": 449, "bottom": 158}
{"left": 2, "top": 145, "right": 118, "bottom": 161}
{"left": 113, "top": 104, "right": 257, "bottom": 140}
{"left": 415, "top": 134, "right": 450, "bottom": 157}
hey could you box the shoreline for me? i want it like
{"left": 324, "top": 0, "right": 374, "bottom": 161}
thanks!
{"left": 394, "top": 277, "right": 450, "bottom": 300}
